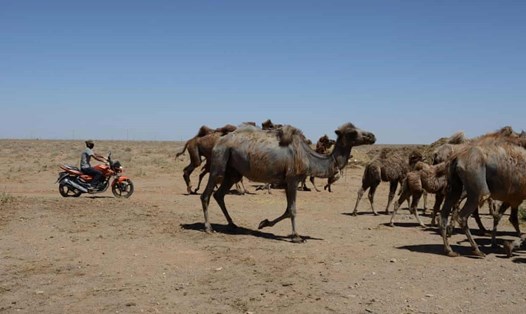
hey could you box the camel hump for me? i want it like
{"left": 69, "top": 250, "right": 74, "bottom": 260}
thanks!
{"left": 196, "top": 125, "right": 215, "bottom": 137}
{"left": 277, "top": 125, "right": 303, "bottom": 146}
{"left": 448, "top": 131, "right": 466, "bottom": 144}
{"left": 215, "top": 124, "right": 237, "bottom": 135}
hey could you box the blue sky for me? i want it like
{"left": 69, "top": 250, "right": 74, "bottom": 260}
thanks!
{"left": 1, "top": 1, "right": 525, "bottom": 143}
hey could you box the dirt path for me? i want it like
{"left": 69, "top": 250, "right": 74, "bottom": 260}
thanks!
{"left": 1, "top": 140, "right": 525, "bottom": 313}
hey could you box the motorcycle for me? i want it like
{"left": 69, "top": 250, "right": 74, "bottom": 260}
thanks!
{"left": 56, "top": 152, "right": 134, "bottom": 198}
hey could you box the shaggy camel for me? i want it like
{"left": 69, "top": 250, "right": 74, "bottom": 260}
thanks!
{"left": 308, "top": 135, "right": 338, "bottom": 192}
{"left": 389, "top": 161, "right": 447, "bottom": 227}
{"left": 389, "top": 161, "right": 488, "bottom": 231}
{"left": 176, "top": 124, "right": 237, "bottom": 194}
{"left": 352, "top": 148, "right": 423, "bottom": 216}
{"left": 199, "top": 122, "right": 376, "bottom": 242}
{"left": 439, "top": 127, "right": 526, "bottom": 257}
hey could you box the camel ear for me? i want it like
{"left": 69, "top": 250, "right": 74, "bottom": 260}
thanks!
{"left": 335, "top": 130, "right": 341, "bottom": 137}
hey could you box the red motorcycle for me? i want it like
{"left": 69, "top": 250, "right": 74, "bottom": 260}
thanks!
{"left": 56, "top": 152, "right": 134, "bottom": 198}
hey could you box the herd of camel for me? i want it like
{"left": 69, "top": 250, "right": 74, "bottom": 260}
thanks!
{"left": 176, "top": 120, "right": 526, "bottom": 258}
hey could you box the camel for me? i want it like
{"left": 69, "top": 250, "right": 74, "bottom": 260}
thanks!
{"left": 176, "top": 124, "right": 237, "bottom": 194}
{"left": 390, "top": 161, "right": 447, "bottom": 227}
{"left": 390, "top": 160, "right": 489, "bottom": 234}
{"left": 352, "top": 148, "right": 423, "bottom": 216}
{"left": 307, "top": 135, "right": 338, "bottom": 192}
{"left": 199, "top": 122, "right": 376, "bottom": 242}
{"left": 439, "top": 127, "right": 526, "bottom": 257}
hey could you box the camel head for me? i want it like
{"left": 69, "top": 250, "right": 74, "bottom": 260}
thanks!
{"left": 334, "top": 123, "right": 376, "bottom": 147}
{"left": 408, "top": 150, "right": 424, "bottom": 165}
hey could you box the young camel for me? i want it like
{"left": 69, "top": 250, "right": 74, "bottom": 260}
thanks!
{"left": 308, "top": 134, "right": 336, "bottom": 192}
{"left": 199, "top": 122, "right": 376, "bottom": 242}
{"left": 389, "top": 161, "right": 447, "bottom": 227}
{"left": 352, "top": 148, "right": 423, "bottom": 216}
{"left": 176, "top": 124, "right": 237, "bottom": 194}
{"left": 440, "top": 127, "right": 526, "bottom": 257}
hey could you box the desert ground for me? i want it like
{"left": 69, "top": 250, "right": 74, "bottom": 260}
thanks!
{"left": 1, "top": 139, "right": 525, "bottom": 313}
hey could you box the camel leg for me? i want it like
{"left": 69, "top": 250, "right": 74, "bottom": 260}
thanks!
{"left": 200, "top": 176, "right": 219, "bottom": 233}
{"left": 430, "top": 193, "right": 444, "bottom": 226}
{"left": 491, "top": 202, "right": 510, "bottom": 248}
{"left": 309, "top": 177, "right": 321, "bottom": 192}
{"left": 409, "top": 192, "right": 425, "bottom": 228}
{"left": 259, "top": 180, "right": 303, "bottom": 243}
{"left": 183, "top": 163, "right": 197, "bottom": 194}
{"left": 440, "top": 179, "right": 463, "bottom": 257}
{"left": 475, "top": 208, "right": 488, "bottom": 234}
{"left": 458, "top": 196, "right": 485, "bottom": 257}
{"left": 509, "top": 206, "right": 521, "bottom": 237}
{"left": 389, "top": 185, "right": 412, "bottom": 227}
{"left": 213, "top": 172, "right": 240, "bottom": 229}
{"left": 422, "top": 191, "right": 428, "bottom": 215}
{"left": 352, "top": 185, "right": 367, "bottom": 216}
{"left": 324, "top": 173, "right": 340, "bottom": 192}
{"left": 193, "top": 163, "right": 209, "bottom": 194}
{"left": 368, "top": 183, "right": 379, "bottom": 216}
{"left": 385, "top": 181, "right": 398, "bottom": 215}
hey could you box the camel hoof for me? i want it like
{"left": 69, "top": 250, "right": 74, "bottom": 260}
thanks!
{"left": 419, "top": 224, "right": 427, "bottom": 228}
{"left": 204, "top": 224, "right": 214, "bottom": 234}
{"left": 258, "top": 219, "right": 270, "bottom": 229}
{"left": 373, "top": 212, "right": 379, "bottom": 216}
{"left": 350, "top": 212, "right": 357, "bottom": 217}
{"left": 472, "top": 250, "right": 486, "bottom": 258}
{"left": 389, "top": 222, "right": 395, "bottom": 228}
{"left": 291, "top": 236, "right": 305, "bottom": 243}
{"left": 446, "top": 251, "right": 459, "bottom": 257}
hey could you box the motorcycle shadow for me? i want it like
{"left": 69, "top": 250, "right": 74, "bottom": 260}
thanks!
{"left": 84, "top": 195, "right": 114, "bottom": 199}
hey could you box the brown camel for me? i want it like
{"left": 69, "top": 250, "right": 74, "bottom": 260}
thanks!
{"left": 439, "top": 127, "right": 526, "bottom": 257}
{"left": 390, "top": 161, "right": 447, "bottom": 227}
{"left": 199, "top": 122, "right": 376, "bottom": 242}
{"left": 308, "top": 135, "right": 337, "bottom": 192}
{"left": 352, "top": 148, "right": 423, "bottom": 216}
{"left": 176, "top": 124, "right": 237, "bottom": 194}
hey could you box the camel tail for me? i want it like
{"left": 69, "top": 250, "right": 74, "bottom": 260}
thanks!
{"left": 445, "top": 157, "right": 463, "bottom": 198}
{"left": 175, "top": 141, "right": 189, "bottom": 158}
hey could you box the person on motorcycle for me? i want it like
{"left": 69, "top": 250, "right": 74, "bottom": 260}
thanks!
{"left": 80, "top": 140, "right": 108, "bottom": 190}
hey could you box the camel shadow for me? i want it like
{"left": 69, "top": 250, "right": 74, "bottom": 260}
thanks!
{"left": 180, "top": 222, "right": 323, "bottom": 243}
{"left": 398, "top": 243, "right": 495, "bottom": 258}
{"left": 382, "top": 222, "right": 430, "bottom": 229}
{"left": 512, "top": 257, "right": 526, "bottom": 263}
{"left": 341, "top": 212, "right": 381, "bottom": 217}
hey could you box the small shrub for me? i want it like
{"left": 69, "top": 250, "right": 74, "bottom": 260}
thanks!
{"left": 0, "top": 191, "right": 15, "bottom": 206}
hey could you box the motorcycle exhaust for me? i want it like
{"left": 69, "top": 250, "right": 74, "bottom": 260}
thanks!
{"left": 62, "top": 177, "right": 89, "bottom": 193}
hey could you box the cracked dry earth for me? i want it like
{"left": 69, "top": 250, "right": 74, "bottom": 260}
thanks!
{"left": 1, "top": 139, "right": 525, "bottom": 313}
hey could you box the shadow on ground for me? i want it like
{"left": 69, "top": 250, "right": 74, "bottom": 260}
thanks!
{"left": 180, "top": 222, "right": 324, "bottom": 243}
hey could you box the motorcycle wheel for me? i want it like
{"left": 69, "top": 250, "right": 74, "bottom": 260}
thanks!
{"left": 59, "top": 183, "right": 82, "bottom": 197}
{"left": 112, "top": 179, "right": 134, "bottom": 198}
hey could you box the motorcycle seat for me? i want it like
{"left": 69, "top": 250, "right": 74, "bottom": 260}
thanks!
{"left": 62, "top": 164, "right": 80, "bottom": 171}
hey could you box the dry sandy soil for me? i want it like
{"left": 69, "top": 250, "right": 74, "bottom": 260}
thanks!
{"left": 1, "top": 139, "right": 525, "bottom": 313}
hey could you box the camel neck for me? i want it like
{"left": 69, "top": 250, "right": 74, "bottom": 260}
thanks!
{"left": 306, "top": 142, "right": 351, "bottom": 178}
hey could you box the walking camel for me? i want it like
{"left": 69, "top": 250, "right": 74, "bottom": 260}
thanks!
{"left": 352, "top": 148, "right": 423, "bottom": 216}
{"left": 199, "top": 122, "right": 376, "bottom": 242}
{"left": 308, "top": 135, "right": 338, "bottom": 192}
{"left": 440, "top": 127, "right": 526, "bottom": 257}
{"left": 176, "top": 124, "right": 237, "bottom": 194}
{"left": 389, "top": 161, "right": 448, "bottom": 228}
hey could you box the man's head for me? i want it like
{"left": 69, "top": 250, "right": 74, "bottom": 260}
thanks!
{"left": 85, "top": 140, "right": 94, "bottom": 149}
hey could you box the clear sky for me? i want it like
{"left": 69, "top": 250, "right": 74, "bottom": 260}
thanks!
{"left": 1, "top": 0, "right": 525, "bottom": 144}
